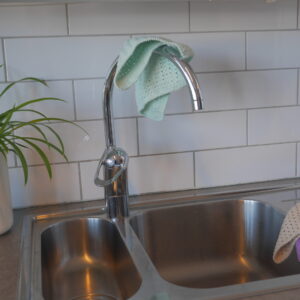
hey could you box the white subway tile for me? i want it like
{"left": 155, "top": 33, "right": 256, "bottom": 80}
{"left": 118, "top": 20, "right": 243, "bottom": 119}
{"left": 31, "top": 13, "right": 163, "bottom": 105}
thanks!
{"left": 195, "top": 144, "right": 296, "bottom": 188}
{"left": 247, "top": 31, "right": 300, "bottom": 69}
{"left": 74, "top": 79, "right": 137, "bottom": 120}
{"left": 0, "top": 5, "right": 67, "bottom": 37}
{"left": 9, "top": 163, "right": 81, "bottom": 208}
{"left": 199, "top": 70, "right": 297, "bottom": 111}
{"left": 16, "top": 119, "right": 137, "bottom": 165}
{"left": 128, "top": 152, "right": 194, "bottom": 195}
{"left": 164, "top": 33, "right": 245, "bottom": 72}
{"left": 138, "top": 111, "right": 246, "bottom": 155}
{"left": 68, "top": 2, "right": 188, "bottom": 35}
{"left": 5, "top": 36, "right": 128, "bottom": 80}
{"left": 74, "top": 79, "right": 102, "bottom": 120}
{"left": 190, "top": 0, "right": 297, "bottom": 32}
{"left": 80, "top": 160, "right": 104, "bottom": 201}
{"left": 0, "top": 80, "right": 75, "bottom": 121}
{"left": 248, "top": 107, "right": 300, "bottom": 145}
{"left": 0, "top": 42, "right": 4, "bottom": 82}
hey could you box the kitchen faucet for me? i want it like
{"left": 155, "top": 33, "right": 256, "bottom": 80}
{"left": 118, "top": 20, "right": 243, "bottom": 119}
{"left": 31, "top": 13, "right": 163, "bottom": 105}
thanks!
{"left": 95, "top": 46, "right": 204, "bottom": 220}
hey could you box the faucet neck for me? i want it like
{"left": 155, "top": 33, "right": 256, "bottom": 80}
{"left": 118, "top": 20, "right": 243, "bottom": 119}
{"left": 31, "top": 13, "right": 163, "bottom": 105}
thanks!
{"left": 103, "top": 59, "right": 118, "bottom": 148}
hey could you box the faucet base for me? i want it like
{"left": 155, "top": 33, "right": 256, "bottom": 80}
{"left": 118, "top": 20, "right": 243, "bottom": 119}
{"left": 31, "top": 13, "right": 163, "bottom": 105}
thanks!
{"left": 106, "top": 195, "right": 129, "bottom": 220}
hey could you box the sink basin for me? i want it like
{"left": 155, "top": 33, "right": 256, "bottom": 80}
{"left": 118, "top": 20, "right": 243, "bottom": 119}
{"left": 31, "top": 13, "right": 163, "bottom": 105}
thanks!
{"left": 41, "top": 218, "right": 141, "bottom": 300}
{"left": 130, "top": 199, "right": 300, "bottom": 289}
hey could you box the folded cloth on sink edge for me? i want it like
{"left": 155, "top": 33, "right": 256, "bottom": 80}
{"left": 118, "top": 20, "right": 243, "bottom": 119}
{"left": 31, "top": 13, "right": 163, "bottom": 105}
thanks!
{"left": 273, "top": 203, "right": 300, "bottom": 263}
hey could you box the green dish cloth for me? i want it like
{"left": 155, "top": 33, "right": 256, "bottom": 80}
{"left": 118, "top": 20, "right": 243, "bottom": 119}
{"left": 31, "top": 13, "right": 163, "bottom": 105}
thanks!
{"left": 114, "top": 36, "right": 194, "bottom": 121}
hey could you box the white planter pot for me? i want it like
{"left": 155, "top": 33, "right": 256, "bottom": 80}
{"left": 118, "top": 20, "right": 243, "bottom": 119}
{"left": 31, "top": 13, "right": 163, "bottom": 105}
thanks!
{"left": 0, "top": 153, "right": 13, "bottom": 234}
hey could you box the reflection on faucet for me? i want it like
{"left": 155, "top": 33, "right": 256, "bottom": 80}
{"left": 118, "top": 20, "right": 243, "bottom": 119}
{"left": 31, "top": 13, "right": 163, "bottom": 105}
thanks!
{"left": 95, "top": 48, "right": 204, "bottom": 220}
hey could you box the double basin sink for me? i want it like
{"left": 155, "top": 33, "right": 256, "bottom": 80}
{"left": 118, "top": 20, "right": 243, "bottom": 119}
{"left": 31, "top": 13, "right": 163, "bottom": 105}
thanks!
{"left": 20, "top": 188, "right": 300, "bottom": 300}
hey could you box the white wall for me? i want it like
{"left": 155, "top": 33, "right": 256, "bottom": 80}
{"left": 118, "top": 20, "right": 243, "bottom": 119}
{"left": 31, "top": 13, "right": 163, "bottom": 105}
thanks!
{"left": 1, "top": 0, "right": 299, "bottom": 208}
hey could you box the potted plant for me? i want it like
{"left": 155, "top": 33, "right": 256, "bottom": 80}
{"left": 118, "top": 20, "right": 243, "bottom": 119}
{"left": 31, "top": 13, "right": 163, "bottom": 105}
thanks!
{"left": 0, "top": 75, "right": 74, "bottom": 234}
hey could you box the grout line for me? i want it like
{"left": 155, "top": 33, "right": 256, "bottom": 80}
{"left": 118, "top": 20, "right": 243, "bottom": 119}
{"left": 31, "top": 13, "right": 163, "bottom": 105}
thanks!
{"left": 13, "top": 151, "right": 17, "bottom": 168}
{"left": 245, "top": 32, "right": 247, "bottom": 70}
{"left": 296, "top": 143, "right": 298, "bottom": 177}
{"left": 136, "top": 118, "right": 140, "bottom": 156}
{"left": 0, "top": 67, "right": 299, "bottom": 84}
{"left": 244, "top": 67, "right": 300, "bottom": 73}
{"left": 8, "top": 142, "right": 300, "bottom": 170}
{"left": 0, "top": 77, "right": 105, "bottom": 83}
{"left": 188, "top": 1, "right": 191, "bottom": 32}
{"left": 77, "top": 162, "right": 83, "bottom": 201}
{"left": 65, "top": 4, "right": 70, "bottom": 36}
{"left": 133, "top": 142, "right": 300, "bottom": 157}
{"left": 297, "top": 0, "right": 299, "bottom": 29}
{"left": 1, "top": 39, "right": 8, "bottom": 82}
{"left": 297, "top": 69, "right": 299, "bottom": 105}
{"left": 193, "top": 151, "right": 196, "bottom": 188}
{"left": 3, "top": 28, "right": 300, "bottom": 40}
{"left": 24, "top": 103, "right": 300, "bottom": 126}
{"left": 246, "top": 110, "right": 249, "bottom": 146}
{"left": 71, "top": 80, "right": 78, "bottom": 120}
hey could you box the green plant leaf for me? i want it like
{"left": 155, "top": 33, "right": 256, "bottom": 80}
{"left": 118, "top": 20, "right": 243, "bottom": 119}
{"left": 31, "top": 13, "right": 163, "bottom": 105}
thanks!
{"left": 13, "top": 108, "right": 48, "bottom": 119}
{"left": 0, "top": 139, "right": 9, "bottom": 157}
{"left": 0, "top": 77, "right": 48, "bottom": 98}
{"left": 12, "top": 135, "right": 68, "bottom": 162}
{"left": 10, "top": 97, "right": 65, "bottom": 112}
{"left": 19, "top": 137, "right": 52, "bottom": 179}
{"left": 4, "top": 138, "right": 28, "bottom": 183}
{"left": 0, "top": 98, "right": 63, "bottom": 121}
{"left": 5, "top": 117, "right": 86, "bottom": 138}
{"left": 3, "top": 117, "right": 67, "bottom": 135}
{"left": 27, "top": 124, "right": 49, "bottom": 147}
{"left": 0, "top": 77, "right": 86, "bottom": 183}
{"left": 0, "top": 107, "right": 14, "bottom": 135}
{"left": 39, "top": 123, "right": 64, "bottom": 152}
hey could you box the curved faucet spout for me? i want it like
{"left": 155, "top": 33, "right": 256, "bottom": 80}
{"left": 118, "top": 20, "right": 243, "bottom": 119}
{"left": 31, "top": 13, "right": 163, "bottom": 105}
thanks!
{"left": 103, "top": 58, "right": 118, "bottom": 148}
{"left": 98, "top": 50, "right": 204, "bottom": 220}
{"left": 154, "top": 47, "right": 204, "bottom": 111}
{"left": 103, "top": 53, "right": 204, "bottom": 148}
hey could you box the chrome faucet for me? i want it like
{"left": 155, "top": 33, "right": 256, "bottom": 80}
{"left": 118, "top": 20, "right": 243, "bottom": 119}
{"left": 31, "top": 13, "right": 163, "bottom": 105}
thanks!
{"left": 95, "top": 47, "right": 204, "bottom": 220}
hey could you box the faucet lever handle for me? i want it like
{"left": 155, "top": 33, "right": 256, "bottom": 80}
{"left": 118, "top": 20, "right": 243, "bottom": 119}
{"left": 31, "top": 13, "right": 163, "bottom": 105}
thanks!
{"left": 94, "top": 146, "right": 129, "bottom": 187}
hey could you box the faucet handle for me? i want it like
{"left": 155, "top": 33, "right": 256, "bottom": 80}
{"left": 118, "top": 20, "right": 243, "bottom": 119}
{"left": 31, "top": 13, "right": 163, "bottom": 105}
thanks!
{"left": 94, "top": 146, "right": 129, "bottom": 187}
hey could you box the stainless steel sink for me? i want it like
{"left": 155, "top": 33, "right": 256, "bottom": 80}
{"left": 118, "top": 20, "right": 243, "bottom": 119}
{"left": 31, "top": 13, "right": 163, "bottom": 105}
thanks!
{"left": 130, "top": 199, "right": 300, "bottom": 289}
{"left": 18, "top": 182, "right": 300, "bottom": 300}
{"left": 41, "top": 218, "right": 141, "bottom": 300}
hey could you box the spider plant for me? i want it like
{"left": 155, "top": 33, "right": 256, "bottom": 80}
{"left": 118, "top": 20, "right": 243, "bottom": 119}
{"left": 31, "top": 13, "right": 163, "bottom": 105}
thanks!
{"left": 0, "top": 76, "right": 76, "bottom": 184}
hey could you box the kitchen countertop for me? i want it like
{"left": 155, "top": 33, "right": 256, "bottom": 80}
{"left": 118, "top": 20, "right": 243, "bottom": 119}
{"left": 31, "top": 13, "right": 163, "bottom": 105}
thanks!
{"left": 3, "top": 178, "right": 300, "bottom": 300}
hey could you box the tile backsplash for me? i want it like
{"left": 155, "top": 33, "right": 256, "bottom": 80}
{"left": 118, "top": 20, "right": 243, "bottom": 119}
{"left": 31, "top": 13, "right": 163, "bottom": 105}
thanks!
{"left": 1, "top": 0, "right": 300, "bottom": 208}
